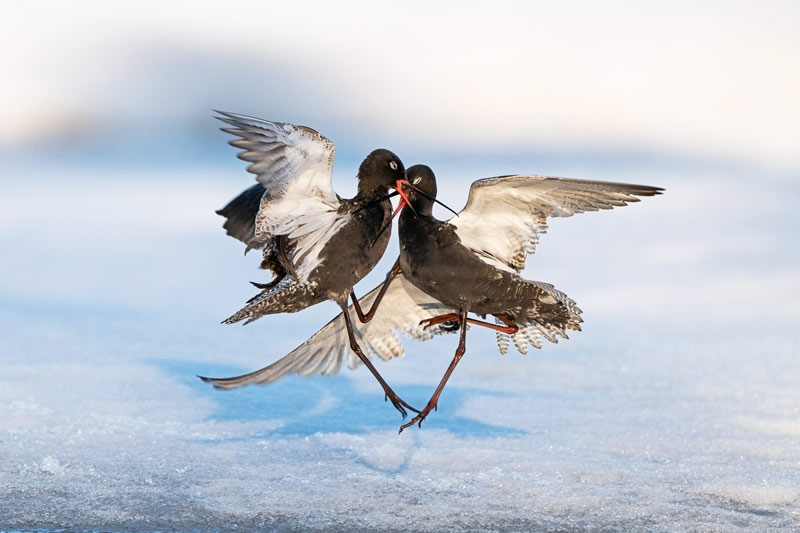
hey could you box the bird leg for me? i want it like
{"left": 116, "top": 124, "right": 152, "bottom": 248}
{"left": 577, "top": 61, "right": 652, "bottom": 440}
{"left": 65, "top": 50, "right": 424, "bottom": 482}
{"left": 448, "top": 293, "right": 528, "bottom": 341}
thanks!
{"left": 420, "top": 313, "right": 519, "bottom": 334}
{"left": 340, "top": 302, "right": 420, "bottom": 418}
{"left": 419, "top": 313, "right": 461, "bottom": 329}
{"left": 351, "top": 259, "right": 401, "bottom": 323}
{"left": 490, "top": 313, "right": 519, "bottom": 334}
{"left": 400, "top": 310, "right": 468, "bottom": 433}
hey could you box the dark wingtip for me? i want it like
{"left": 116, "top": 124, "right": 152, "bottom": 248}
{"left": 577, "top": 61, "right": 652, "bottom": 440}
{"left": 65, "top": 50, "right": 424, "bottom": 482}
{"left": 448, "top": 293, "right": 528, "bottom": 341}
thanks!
{"left": 636, "top": 185, "right": 665, "bottom": 196}
{"left": 197, "top": 375, "right": 234, "bottom": 391}
{"left": 212, "top": 111, "right": 232, "bottom": 126}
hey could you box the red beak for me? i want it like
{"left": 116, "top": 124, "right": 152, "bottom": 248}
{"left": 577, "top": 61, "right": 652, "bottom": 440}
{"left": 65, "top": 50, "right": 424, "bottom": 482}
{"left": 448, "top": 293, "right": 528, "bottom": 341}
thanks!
{"left": 393, "top": 179, "right": 413, "bottom": 217}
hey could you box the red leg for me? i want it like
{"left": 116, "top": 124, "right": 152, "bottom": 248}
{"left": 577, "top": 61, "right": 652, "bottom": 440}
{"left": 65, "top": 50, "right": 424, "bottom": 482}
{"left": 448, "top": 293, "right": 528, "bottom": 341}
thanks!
{"left": 494, "top": 313, "right": 515, "bottom": 327}
{"left": 340, "top": 301, "right": 420, "bottom": 418}
{"left": 420, "top": 313, "right": 519, "bottom": 335}
{"left": 419, "top": 313, "right": 461, "bottom": 330}
{"left": 351, "top": 259, "right": 401, "bottom": 323}
{"left": 400, "top": 310, "right": 469, "bottom": 433}
{"left": 467, "top": 316, "right": 519, "bottom": 334}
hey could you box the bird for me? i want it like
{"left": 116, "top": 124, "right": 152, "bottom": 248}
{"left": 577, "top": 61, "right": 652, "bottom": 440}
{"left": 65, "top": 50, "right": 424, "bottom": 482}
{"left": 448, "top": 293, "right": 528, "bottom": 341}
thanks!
{"left": 199, "top": 111, "right": 416, "bottom": 417}
{"left": 393, "top": 164, "right": 663, "bottom": 431}
{"left": 200, "top": 163, "right": 662, "bottom": 432}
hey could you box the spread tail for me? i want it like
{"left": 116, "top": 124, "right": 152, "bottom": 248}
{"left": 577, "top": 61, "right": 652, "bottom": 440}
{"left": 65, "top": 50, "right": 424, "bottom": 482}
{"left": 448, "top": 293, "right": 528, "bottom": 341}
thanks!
{"left": 495, "top": 280, "right": 583, "bottom": 355}
{"left": 222, "top": 276, "right": 323, "bottom": 324}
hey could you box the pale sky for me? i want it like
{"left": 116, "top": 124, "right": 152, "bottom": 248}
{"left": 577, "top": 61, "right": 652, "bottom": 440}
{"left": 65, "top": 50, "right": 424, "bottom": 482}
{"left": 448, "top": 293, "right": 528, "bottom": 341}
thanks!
{"left": 3, "top": 1, "right": 799, "bottom": 170}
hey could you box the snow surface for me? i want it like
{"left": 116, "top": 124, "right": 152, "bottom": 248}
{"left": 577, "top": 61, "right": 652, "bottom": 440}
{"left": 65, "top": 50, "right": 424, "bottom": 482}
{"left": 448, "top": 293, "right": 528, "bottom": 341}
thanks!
{"left": 1, "top": 160, "right": 799, "bottom": 531}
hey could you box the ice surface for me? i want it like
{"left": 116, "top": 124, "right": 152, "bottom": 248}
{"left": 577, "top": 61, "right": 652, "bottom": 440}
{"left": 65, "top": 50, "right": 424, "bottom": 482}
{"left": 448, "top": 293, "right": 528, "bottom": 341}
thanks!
{"left": 1, "top": 162, "right": 799, "bottom": 531}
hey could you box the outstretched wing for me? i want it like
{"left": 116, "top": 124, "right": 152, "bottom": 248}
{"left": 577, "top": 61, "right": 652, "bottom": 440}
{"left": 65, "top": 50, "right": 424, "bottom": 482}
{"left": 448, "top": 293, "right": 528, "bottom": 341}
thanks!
{"left": 216, "top": 111, "right": 346, "bottom": 280}
{"left": 216, "top": 110, "right": 337, "bottom": 202}
{"left": 450, "top": 176, "right": 663, "bottom": 272}
{"left": 199, "top": 272, "right": 456, "bottom": 389}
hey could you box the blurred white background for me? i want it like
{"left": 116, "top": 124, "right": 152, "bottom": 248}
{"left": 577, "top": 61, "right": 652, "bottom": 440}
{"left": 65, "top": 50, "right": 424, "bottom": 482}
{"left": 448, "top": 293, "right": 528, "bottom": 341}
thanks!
{"left": 4, "top": 1, "right": 799, "bottom": 166}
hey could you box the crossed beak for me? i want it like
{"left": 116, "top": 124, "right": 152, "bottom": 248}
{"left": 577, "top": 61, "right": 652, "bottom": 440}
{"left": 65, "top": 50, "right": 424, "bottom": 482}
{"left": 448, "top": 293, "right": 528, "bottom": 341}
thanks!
{"left": 392, "top": 179, "right": 414, "bottom": 217}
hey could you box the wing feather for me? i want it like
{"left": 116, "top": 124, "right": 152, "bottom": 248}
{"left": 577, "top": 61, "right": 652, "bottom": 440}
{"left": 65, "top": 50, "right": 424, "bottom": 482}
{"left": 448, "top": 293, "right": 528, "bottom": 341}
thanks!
{"left": 215, "top": 111, "right": 345, "bottom": 282}
{"left": 451, "top": 176, "right": 663, "bottom": 272}
{"left": 215, "top": 183, "right": 266, "bottom": 251}
{"left": 215, "top": 111, "right": 336, "bottom": 200}
{"left": 199, "top": 273, "right": 456, "bottom": 389}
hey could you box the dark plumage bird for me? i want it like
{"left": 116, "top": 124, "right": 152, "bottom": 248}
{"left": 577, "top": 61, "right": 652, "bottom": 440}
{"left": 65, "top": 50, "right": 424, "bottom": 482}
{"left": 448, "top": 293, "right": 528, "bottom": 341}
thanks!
{"left": 393, "top": 164, "right": 663, "bottom": 430}
{"left": 199, "top": 111, "right": 415, "bottom": 417}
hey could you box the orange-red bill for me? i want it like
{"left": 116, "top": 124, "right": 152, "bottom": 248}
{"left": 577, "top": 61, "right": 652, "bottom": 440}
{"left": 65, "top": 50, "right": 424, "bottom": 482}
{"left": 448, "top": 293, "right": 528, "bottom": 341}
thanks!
{"left": 392, "top": 200, "right": 406, "bottom": 217}
{"left": 392, "top": 179, "right": 412, "bottom": 217}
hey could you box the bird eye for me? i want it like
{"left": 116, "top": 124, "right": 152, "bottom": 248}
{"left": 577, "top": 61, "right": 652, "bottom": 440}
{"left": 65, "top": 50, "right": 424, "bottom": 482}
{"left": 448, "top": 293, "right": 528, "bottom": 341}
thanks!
{"left": 413, "top": 176, "right": 422, "bottom": 184}
{"left": 389, "top": 161, "right": 398, "bottom": 171}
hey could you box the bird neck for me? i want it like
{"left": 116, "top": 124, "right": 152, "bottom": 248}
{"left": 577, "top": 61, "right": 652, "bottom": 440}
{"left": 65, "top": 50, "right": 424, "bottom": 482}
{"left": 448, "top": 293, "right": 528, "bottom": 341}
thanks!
{"left": 355, "top": 181, "right": 389, "bottom": 200}
{"left": 400, "top": 203, "right": 433, "bottom": 225}
{"left": 411, "top": 198, "right": 435, "bottom": 217}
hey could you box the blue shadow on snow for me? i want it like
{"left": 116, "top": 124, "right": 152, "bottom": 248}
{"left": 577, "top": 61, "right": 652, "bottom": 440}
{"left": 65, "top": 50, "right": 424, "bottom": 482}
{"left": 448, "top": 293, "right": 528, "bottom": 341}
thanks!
{"left": 160, "top": 360, "right": 525, "bottom": 439}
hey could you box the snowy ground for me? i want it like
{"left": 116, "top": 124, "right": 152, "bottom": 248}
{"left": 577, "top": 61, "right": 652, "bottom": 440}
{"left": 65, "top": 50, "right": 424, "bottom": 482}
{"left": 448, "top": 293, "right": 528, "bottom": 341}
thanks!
{"left": 1, "top": 158, "right": 799, "bottom": 531}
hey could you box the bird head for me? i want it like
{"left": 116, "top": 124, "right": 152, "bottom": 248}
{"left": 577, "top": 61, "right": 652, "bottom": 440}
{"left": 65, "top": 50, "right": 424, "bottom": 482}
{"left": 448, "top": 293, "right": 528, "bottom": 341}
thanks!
{"left": 394, "top": 164, "right": 439, "bottom": 217}
{"left": 357, "top": 149, "right": 406, "bottom": 195}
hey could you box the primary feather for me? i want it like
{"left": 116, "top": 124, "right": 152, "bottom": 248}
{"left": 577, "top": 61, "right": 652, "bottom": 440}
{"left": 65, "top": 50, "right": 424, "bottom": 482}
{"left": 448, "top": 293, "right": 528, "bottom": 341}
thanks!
{"left": 452, "top": 176, "right": 663, "bottom": 272}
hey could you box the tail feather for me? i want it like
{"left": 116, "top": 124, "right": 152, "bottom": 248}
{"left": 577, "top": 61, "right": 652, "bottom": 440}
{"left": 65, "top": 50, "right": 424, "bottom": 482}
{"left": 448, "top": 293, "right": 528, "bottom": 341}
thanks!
{"left": 495, "top": 319, "right": 510, "bottom": 355}
{"left": 222, "top": 276, "right": 323, "bottom": 324}
{"left": 499, "top": 281, "right": 583, "bottom": 354}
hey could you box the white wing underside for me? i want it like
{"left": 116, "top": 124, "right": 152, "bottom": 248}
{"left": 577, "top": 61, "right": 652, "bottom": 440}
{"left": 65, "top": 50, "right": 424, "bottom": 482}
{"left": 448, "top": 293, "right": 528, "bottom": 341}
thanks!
{"left": 451, "top": 176, "right": 663, "bottom": 273}
{"left": 205, "top": 273, "right": 456, "bottom": 388}
{"left": 258, "top": 192, "right": 347, "bottom": 279}
{"left": 216, "top": 111, "right": 347, "bottom": 281}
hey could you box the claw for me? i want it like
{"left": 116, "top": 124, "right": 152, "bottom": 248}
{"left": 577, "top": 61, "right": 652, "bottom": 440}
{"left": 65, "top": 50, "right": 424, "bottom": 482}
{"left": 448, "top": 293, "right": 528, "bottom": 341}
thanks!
{"left": 383, "top": 389, "right": 420, "bottom": 419}
{"left": 395, "top": 400, "right": 408, "bottom": 419}
{"left": 399, "top": 411, "right": 429, "bottom": 433}
{"left": 398, "top": 401, "right": 436, "bottom": 432}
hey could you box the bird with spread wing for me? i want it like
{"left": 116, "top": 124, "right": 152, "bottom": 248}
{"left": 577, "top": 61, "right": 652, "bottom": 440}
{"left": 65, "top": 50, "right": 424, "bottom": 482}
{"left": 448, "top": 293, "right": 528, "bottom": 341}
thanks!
{"left": 199, "top": 111, "right": 417, "bottom": 417}
{"left": 392, "top": 165, "right": 662, "bottom": 430}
